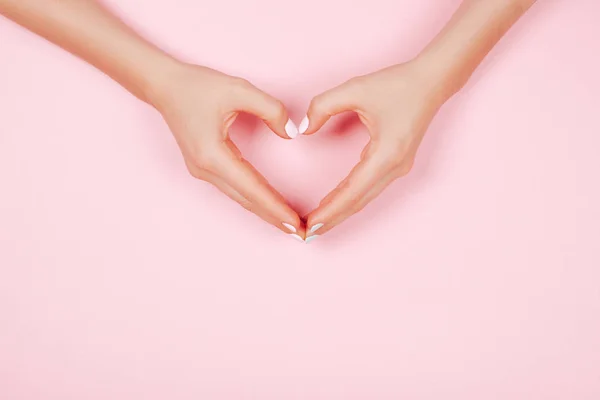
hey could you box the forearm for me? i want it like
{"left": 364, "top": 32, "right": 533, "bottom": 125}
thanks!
{"left": 417, "top": 0, "right": 537, "bottom": 99}
{"left": 0, "top": 0, "right": 179, "bottom": 104}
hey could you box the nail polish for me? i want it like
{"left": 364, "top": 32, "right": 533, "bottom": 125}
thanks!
{"left": 305, "top": 235, "right": 319, "bottom": 244}
{"left": 298, "top": 116, "right": 309, "bottom": 135}
{"left": 285, "top": 119, "right": 299, "bottom": 139}
{"left": 282, "top": 222, "right": 296, "bottom": 233}
{"left": 290, "top": 234, "right": 304, "bottom": 242}
{"left": 309, "top": 223, "right": 324, "bottom": 233}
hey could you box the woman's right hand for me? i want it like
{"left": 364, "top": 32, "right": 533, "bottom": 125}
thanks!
{"left": 151, "top": 62, "right": 305, "bottom": 239}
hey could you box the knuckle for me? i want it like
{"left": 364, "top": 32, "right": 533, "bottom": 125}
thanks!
{"left": 232, "top": 76, "right": 252, "bottom": 88}
{"left": 185, "top": 161, "right": 206, "bottom": 180}
{"left": 347, "top": 75, "right": 366, "bottom": 88}
{"left": 353, "top": 201, "right": 370, "bottom": 215}
{"left": 376, "top": 146, "right": 403, "bottom": 169}
{"left": 189, "top": 145, "right": 220, "bottom": 172}
{"left": 396, "top": 159, "right": 415, "bottom": 177}
{"left": 229, "top": 77, "right": 253, "bottom": 96}
{"left": 382, "top": 135, "right": 412, "bottom": 157}
{"left": 266, "top": 100, "right": 286, "bottom": 120}
{"left": 309, "top": 94, "right": 327, "bottom": 114}
{"left": 346, "top": 75, "right": 369, "bottom": 95}
{"left": 189, "top": 146, "right": 206, "bottom": 166}
{"left": 199, "top": 154, "right": 221, "bottom": 172}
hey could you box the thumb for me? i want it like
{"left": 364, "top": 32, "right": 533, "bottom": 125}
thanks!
{"left": 233, "top": 80, "right": 298, "bottom": 139}
{"left": 299, "top": 79, "right": 360, "bottom": 136}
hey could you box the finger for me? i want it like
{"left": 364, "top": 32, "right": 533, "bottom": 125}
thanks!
{"left": 326, "top": 170, "right": 399, "bottom": 234}
{"left": 192, "top": 167, "right": 252, "bottom": 210}
{"left": 323, "top": 160, "right": 413, "bottom": 237}
{"left": 233, "top": 80, "right": 298, "bottom": 139}
{"left": 208, "top": 141, "right": 304, "bottom": 235}
{"left": 193, "top": 165, "right": 304, "bottom": 239}
{"left": 355, "top": 158, "right": 413, "bottom": 214}
{"left": 312, "top": 146, "right": 372, "bottom": 208}
{"left": 299, "top": 78, "right": 361, "bottom": 136}
{"left": 305, "top": 145, "right": 397, "bottom": 237}
{"left": 352, "top": 172, "right": 399, "bottom": 216}
{"left": 307, "top": 157, "right": 413, "bottom": 239}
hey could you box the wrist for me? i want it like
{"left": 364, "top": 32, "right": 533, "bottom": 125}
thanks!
{"left": 137, "top": 56, "right": 187, "bottom": 108}
{"left": 411, "top": 51, "right": 466, "bottom": 103}
{"left": 389, "top": 56, "right": 458, "bottom": 110}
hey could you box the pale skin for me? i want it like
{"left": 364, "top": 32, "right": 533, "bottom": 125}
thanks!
{"left": 301, "top": 0, "right": 538, "bottom": 240}
{"left": 0, "top": 0, "right": 537, "bottom": 242}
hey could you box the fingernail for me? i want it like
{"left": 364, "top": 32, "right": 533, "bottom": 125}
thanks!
{"left": 282, "top": 222, "right": 296, "bottom": 233}
{"left": 290, "top": 234, "right": 304, "bottom": 242}
{"left": 285, "top": 119, "right": 299, "bottom": 139}
{"left": 309, "top": 223, "right": 324, "bottom": 233}
{"left": 305, "top": 235, "right": 319, "bottom": 244}
{"left": 298, "top": 116, "right": 309, "bottom": 135}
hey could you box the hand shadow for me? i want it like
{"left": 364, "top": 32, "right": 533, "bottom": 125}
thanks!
{"left": 326, "top": 112, "right": 363, "bottom": 138}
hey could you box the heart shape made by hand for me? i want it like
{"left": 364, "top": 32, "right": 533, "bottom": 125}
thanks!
{"left": 155, "top": 62, "right": 445, "bottom": 243}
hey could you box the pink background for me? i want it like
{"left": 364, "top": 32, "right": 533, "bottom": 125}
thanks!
{"left": 1, "top": 0, "right": 599, "bottom": 398}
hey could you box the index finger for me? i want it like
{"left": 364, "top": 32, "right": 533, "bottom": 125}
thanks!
{"left": 209, "top": 140, "right": 304, "bottom": 237}
{"left": 305, "top": 145, "right": 397, "bottom": 239}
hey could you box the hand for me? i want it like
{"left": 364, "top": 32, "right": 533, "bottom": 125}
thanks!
{"left": 300, "top": 60, "right": 450, "bottom": 240}
{"left": 152, "top": 62, "right": 304, "bottom": 238}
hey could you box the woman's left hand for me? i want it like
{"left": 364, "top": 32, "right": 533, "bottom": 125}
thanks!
{"left": 300, "top": 60, "right": 451, "bottom": 240}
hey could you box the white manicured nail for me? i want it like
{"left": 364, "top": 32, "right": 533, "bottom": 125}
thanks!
{"left": 290, "top": 234, "right": 304, "bottom": 242}
{"left": 305, "top": 235, "right": 319, "bottom": 244}
{"left": 309, "top": 223, "right": 324, "bottom": 233}
{"left": 282, "top": 222, "right": 296, "bottom": 233}
{"left": 285, "top": 119, "right": 299, "bottom": 139}
{"left": 298, "top": 116, "right": 309, "bottom": 135}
